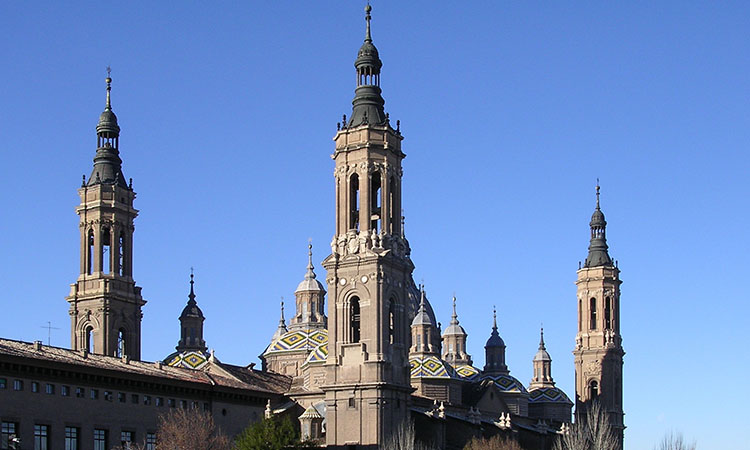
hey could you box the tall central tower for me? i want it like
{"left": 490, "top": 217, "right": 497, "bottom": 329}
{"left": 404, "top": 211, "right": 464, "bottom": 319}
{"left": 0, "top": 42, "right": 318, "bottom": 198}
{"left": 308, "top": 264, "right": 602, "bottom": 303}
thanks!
{"left": 322, "top": 6, "right": 414, "bottom": 449}
{"left": 573, "top": 185, "right": 624, "bottom": 448}
{"left": 66, "top": 74, "right": 146, "bottom": 360}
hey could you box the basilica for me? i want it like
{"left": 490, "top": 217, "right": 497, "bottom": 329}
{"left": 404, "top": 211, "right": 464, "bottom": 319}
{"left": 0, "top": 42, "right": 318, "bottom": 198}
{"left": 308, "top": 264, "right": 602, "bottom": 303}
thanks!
{"left": 0, "top": 6, "right": 624, "bottom": 450}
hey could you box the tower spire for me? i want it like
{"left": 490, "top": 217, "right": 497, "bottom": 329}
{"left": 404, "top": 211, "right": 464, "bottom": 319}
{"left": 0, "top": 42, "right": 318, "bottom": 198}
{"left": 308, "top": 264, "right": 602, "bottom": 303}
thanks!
{"left": 584, "top": 182, "right": 612, "bottom": 267}
{"left": 176, "top": 271, "right": 207, "bottom": 353}
{"left": 349, "top": 3, "right": 387, "bottom": 127}
{"left": 90, "top": 70, "right": 126, "bottom": 187}
{"left": 365, "top": 3, "right": 372, "bottom": 42}
{"left": 105, "top": 66, "right": 112, "bottom": 110}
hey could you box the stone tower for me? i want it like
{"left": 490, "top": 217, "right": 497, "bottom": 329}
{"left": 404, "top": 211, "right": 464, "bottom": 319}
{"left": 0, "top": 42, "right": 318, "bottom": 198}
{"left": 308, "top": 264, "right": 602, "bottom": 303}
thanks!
{"left": 442, "top": 296, "right": 472, "bottom": 365}
{"left": 66, "top": 73, "right": 146, "bottom": 360}
{"left": 176, "top": 273, "right": 207, "bottom": 353}
{"left": 321, "top": 6, "right": 413, "bottom": 449}
{"left": 573, "top": 185, "right": 624, "bottom": 447}
{"left": 484, "top": 308, "right": 508, "bottom": 374}
{"left": 529, "top": 328, "right": 553, "bottom": 390}
{"left": 289, "top": 243, "right": 327, "bottom": 331}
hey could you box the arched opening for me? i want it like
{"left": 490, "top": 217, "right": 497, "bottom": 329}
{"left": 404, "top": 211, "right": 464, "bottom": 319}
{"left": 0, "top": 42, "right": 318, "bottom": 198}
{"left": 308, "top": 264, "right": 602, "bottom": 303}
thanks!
{"left": 349, "top": 174, "right": 360, "bottom": 231}
{"left": 87, "top": 230, "right": 95, "bottom": 275}
{"left": 85, "top": 326, "right": 94, "bottom": 353}
{"left": 589, "top": 297, "right": 597, "bottom": 330}
{"left": 589, "top": 380, "right": 599, "bottom": 399}
{"left": 116, "top": 329, "right": 126, "bottom": 357}
{"left": 388, "top": 301, "right": 395, "bottom": 344}
{"left": 578, "top": 299, "right": 582, "bottom": 332}
{"left": 370, "top": 172, "right": 382, "bottom": 231}
{"left": 118, "top": 231, "right": 125, "bottom": 276}
{"left": 604, "top": 296, "right": 612, "bottom": 330}
{"left": 389, "top": 175, "right": 396, "bottom": 234}
{"left": 102, "top": 227, "right": 111, "bottom": 274}
{"left": 350, "top": 297, "right": 360, "bottom": 343}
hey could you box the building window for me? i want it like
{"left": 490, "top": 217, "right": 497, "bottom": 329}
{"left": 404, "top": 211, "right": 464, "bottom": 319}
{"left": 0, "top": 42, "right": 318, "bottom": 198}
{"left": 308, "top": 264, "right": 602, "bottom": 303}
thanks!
{"left": 1, "top": 422, "right": 18, "bottom": 449}
{"left": 388, "top": 300, "right": 395, "bottom": 344}
{"left": 61, "top": 385, "right": 70, "bottom": 397}
{"left": 589, "top": 297, "right": 597, "bottom": 330}
{"left": 145, "top": 432, "right": 156, "bottom": 450}
{"left": 75, "top": 387, "right": 85, "bottom": 398}
{"left": 87, "top": 229, "right": 94, "bottom": 275}
{"left": 102, "top": 227, "right": 112, "bottom": 274}
{"left": 12, "top": 380, "right": 22, "bottom": 391}
{"left": 118, "top": 392, "right": 126, "bottom": 403}
{"left": 180, "top": 400, "right": 187, "bottom": 409}
{"left": 34, "top": 424, "right": 49, "bottom": 450}
{"left": 117, "top": 329, "right": 126, "bottom": 358}
{"left": 0, "top": 378, "right": 6, "bottom": 389}
{"left": 132, "top": 394, "right": 139, "bottom": 404}
{"left": 90, "top": 389, "right": 99, "bottom": 400}
{"left": 104, "top": 391, "right": 113, "bottom": 401}
{"left": 168, "top": 398, "right": 175, "bottom": 408}
{"left": 120, "top": 430, "right": 133, "bottom": 448}
{"left": 45, "top": 384, "right": 55, "bottom": 395}
{"left": 93, "top": 429, "right": 107, "bottom": 450}
{"left": 85, "top": 327, "right": 95, "bottom": 353}
{"left": 370, "top": 171, "right": 382, "bottom": 231}
{"left": 31, "top": 381, "right": 39, "bottom": 393}
{"left": 348, "top": 397, "right": 356, "bottom": 409}
{"left": 156, "top": 397, "right": 164, "bottom": 407}
{"left": 143, "top": 395, "right": 152, "bottom": 406}
{"left": 65, "top": 427, "right": 79, "bottom": 450}
{"left": 350, "top": 296, "right": 361, "bottom": 343}
{"left": 604, "top": 296, "right": 612, "bottom": 330}
{"left": 589, "top": 380, "right": 599, "bottom": 399}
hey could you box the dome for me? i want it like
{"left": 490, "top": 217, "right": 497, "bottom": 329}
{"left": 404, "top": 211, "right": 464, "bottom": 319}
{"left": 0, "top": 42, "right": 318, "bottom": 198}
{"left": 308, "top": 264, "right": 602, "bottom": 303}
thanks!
{"left": 443, "top": 322, "right": 467, "bottom": 336}
{"left": 480, "top": 373, "right": 528, "bottom": 394}
{"left": 590, "top": 208, "right": 606, "bottom": 227}
{"left": 355, "top": 41, "right": 382, "bottom": 71}
{"left": 486, "top": 333, "right": 505, "bottom": 347}
{"left": 528, "top": 387, "right": 573, "bottom": 404}
{"left": 264, "top": 328, "right": 328, "bottom": 356}
{"left": 451, "top": 364, "right": 480, "bottom": 381}
{"left": 410, "top": 355, "right": 458, "bottom": 379}
{"left": 533, "top": 347, "right": 551, "bottom": 362}
{"left": 180, "top": 301, "right": 204, "bottom": 319}
{"left": 164, "top": 350, "right": 210, "bottom": 370}
{"left": 296, "top": 277, "right": 325, "bottom": 293}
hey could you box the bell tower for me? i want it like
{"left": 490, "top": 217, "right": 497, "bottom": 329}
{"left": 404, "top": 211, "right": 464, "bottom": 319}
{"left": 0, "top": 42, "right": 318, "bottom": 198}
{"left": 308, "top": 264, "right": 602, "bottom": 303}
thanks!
{"left": 66, "top": 72, "right": 146, "bottom": 360}
{"left": 321, "top": 6, "right": 413, "bottom": 449}
{"left": 573, "top": 185, "right": 624, "bottom": 448}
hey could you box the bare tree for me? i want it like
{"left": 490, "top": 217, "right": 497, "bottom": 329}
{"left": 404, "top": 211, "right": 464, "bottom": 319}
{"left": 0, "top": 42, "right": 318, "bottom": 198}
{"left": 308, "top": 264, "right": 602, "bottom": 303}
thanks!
{"left": 383, "top": 421, "right": 436, "bottom": 450}
{"left": 654, "top": 431, "right": 696, "bottom": 450}
{"left": 553, "top": 401, "right": 618, "bottom": 450}
{"left": 155, "top": 408, "right": 231, "bottom": 450}
{"left": 464, "top": 435, "right": 523, "bottom": 450}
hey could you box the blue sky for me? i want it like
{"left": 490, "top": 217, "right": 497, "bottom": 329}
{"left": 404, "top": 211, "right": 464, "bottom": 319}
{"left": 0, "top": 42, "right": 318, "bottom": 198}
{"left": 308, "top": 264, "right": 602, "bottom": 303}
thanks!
{"left": 1, "top": 2, "right": 748, "bottom": 448}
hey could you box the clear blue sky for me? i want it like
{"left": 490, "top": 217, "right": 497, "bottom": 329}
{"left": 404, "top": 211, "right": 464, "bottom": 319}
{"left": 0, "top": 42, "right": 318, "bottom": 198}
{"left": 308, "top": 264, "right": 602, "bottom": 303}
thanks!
{"left": 1, "top": 2, "right": 748, "bottom": 449}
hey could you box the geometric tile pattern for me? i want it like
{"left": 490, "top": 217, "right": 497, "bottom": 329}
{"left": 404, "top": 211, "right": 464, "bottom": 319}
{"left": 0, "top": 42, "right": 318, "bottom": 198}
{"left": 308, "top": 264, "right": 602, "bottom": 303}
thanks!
{"left": 451, "top": 364, "right": 480, "bottom": 381}
{"left": 304, "top": 342, "right": 328, "bottom": 365}
{"left": 480, "top": 373, "right": 528, "bottom": 393}
{"left": 410, "top": 355, "right": 458, "bottom": 379}
{"left": 165, "top": 350, "right": 209, "bottom": 370}
{"left": 528, "top": 387, "right": 573, "bottom": 404}
{"left": 266, "top": 329, "right": 328, "bottom": 354}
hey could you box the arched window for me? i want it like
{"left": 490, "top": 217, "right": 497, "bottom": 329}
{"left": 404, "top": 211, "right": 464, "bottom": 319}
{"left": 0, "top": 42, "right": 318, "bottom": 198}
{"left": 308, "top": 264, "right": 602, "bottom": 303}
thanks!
{"left": 589, "top": 297, "right": 597, "bottom": 330}
{"left": 350, "top": 297, "right": 360, "bottom": 343}
{"left": 85, "top": 326, "right": 94, "bottom": 353}
{"left": 102, "top": 227, "right": 112, "bottom": 274}
{"left": 388, "top": 301, "right": 395, "bottom": 344}
{"left": 349, "top": 174, "right": 360, "bottom": 231}
{"left": 578, "top": 299, "right": 582, "bottom": 332}
{"left": 87, "top": 230, "right": 95, "bottom": 275}
{"left": 118, "top": 231, "right": 125, "bottom": 276}
{"left": 589, "top": 380, "right": 599, "bottom": 399}
{"left": 116, "top": 329, "right": 126, "bottom": 357}
{"left": 389, "top": 176, "right": 396, "bottom": 234}
{"left": 370, "top": 172, "right": 382, "bottom": 231}
{"left": 604, "top": 296, "right": 612, "bottom": 330}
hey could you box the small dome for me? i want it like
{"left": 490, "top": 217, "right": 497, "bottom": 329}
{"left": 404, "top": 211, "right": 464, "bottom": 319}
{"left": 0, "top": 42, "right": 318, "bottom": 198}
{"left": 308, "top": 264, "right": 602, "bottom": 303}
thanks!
{"left": 528, "top": 387, "right": 573, "bottom": 404}
{"left": 180, "top": 301, "right": 204, "bottom": 319}
{"left": 533, "top": 347, "right": 551, "bottom": 362}
{"left": 355, "top": 41, "right": 382, "bottom": 71}
{"left": 443, "top": 322, "right": 467, "bottom": 336}
{"left": 486, "top": 333, "right": 505, "bottom": 348}
{"left": 590, "top": 208, "right": 606, "bottom": 227}
{"left": 295, "top": 278, "right": 325, "bottom": 293}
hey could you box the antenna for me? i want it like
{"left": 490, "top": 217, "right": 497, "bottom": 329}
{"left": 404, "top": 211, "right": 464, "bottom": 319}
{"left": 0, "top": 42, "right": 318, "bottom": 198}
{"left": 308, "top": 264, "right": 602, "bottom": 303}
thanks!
{"left": 40, "top": 321, "right": 60, "bottom": 346}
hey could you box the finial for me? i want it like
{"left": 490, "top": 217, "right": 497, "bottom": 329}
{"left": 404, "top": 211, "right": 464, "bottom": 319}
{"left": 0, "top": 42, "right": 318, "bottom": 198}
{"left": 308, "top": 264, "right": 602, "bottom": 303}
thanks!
{"left": 105, "top": 66, "right": 112, "bottom": 109}
{"left": 595, "top": 179, "right": 600, "bottom": 210}
{"left": 81, "top": 174, "right": 86, "bottom": 187}
{"left": 364, "top": 3, "right": 372, "bottom": 42}
{"left": 304, "top": 240, "right": 317, "bottom": 280}
{"left": 188, "top": 269, "right": 196, "bottom": 302}
{"left": 539, "top": 324, "right": 546, "bottom": 349}
{"left": 452, "top": 294, "right": 457, "bottom": 317}
{"left": 492, "top": 306, "right": 497, "bottom": 330}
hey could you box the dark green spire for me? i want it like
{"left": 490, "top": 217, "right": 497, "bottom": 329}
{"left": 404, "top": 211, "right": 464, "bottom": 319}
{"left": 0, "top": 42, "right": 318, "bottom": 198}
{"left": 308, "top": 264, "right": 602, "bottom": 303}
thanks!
{"left": 88, "top": 69, "right": 127, "bottom": 188}
{"left": 584, "top": 183, "right": 613, "bottom": 268}
{"left": 348, "top": 4, "right": 387, "bottom": 127}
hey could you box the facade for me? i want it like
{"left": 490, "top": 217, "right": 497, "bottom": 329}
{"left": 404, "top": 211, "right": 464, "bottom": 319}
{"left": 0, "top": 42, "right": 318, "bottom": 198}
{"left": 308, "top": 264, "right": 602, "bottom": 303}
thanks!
{"left": 0, "top": 6, "right": 623, "bottom": 450}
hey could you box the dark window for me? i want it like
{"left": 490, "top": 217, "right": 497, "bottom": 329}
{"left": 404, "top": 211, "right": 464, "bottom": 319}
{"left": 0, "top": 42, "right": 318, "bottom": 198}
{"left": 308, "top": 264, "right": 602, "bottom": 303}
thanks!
{"left": 388, "top": 300, "right": 395, "bottom": 344}
{"left": 75, "top": 387, "right": 85, "bottom": 398}
{"left": 31, "top": 381, "right": 39, "bottom": 393}
{"left": 145, "top": 433, "right": 156, "bottom": 450}
{"left": 116, "top": 329, "right": 126, "bottom": 358}
{"left": 87, "top": 230, "right": 94, "bottom": 275}
{"left": 180, "top": 400, "right": 187, "bottom": 409}
{"left": 604, "top": 296, "right": 612, "bottom": 330}
{"left": 168, "top": 398, "right": 175, "bottom": 408}
{"left": 348, "top": 397, "right": 355, "bottom": 409}
{"left": 578, "top": 299, "right": 582, "bottom": 332}
{"left": 589, "top": 297, "right": 597, "bottom": 330}
{"left": 65, "top": 427, "right": 79, "bottom": 450}
{"left": 590, "top": 380, "right": 599, "bottom": 399}
{"left": 350, "top": 173, "right": 360, "bottom": 231}
{"left": 45, "top": 384, "right": 54, "bottom": 395}
{"left": 389, "top": 176, "right": 396, "bottom": 233}
{"left": 34, "top": 424, "right": 49, "bottom": 450}
{"left": 121, "top": 430, "right": 133, "bottom": 448}
{"left": 85, "top": 327, "right": 94, "bottom": 353}
{"left": 118, "top": 231, "right": 125, "bottom": 276}
{"left": 1, "top": 422, "right": 18, "bottom": 449}
{"left": 131, "top": 394, "right": 139, "bottom": 404}
{"left": 12, "top": 380, "right": 22, "bottom": 391}
{"left": 370, "top": 171, "right": 382, "bottom": 231}
{"left": 104, "top": 391, "right": 112, "bottom": 401}
{"left": 90, "top": 389, "right": 98, "bottom": 400}
{"left": 93, "top": 429, "right": 107, "bottom": 450}
{"left": 0, "top": 378, "right": 6, "bottom": 389}
{"left": 102, "top": 227, "right": 111, "bottom": 274}
{"left": 118, "top": 392, "right": 126, "bottom": 403}
{"left": 61, "top": 385, "right": 70, "bottom": 397}
{"left": 143, "top": 395, "right": 152, "bottom": 406}
{"left": 156, "top": 397, "right": 164, "bottom": 407}
{"left": 350, "top": 296, "right": 361, "bottom": 343}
